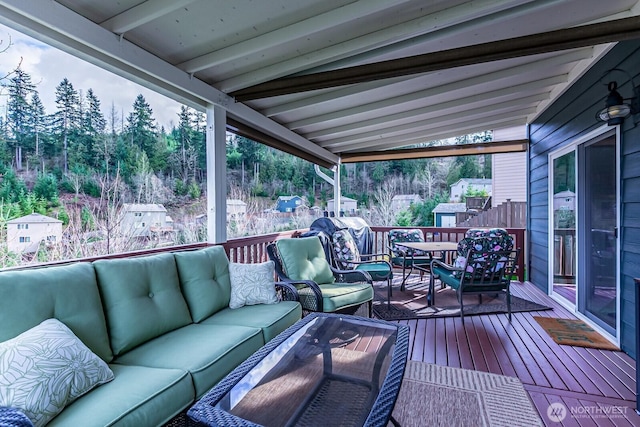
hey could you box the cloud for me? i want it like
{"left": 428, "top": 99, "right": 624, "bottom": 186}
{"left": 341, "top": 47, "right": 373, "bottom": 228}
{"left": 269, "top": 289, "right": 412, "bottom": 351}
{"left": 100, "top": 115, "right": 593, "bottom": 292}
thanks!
{"left": 0, "top": 23, "right": 182, "bottom": 130}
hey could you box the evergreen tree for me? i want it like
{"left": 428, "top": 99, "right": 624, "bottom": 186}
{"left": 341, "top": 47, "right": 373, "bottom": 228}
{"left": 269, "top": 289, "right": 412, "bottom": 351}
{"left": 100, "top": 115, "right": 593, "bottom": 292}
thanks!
{"left": 125, "top": 94, "right": 157, "bottom": 159}
{"left": 28, "top": 92, "right": 46, "bottom": 158}
{"left": 175, "top": 106, "right": 195, "bottom": 182}
{"left": 52, "top": 78, "right": 81, "bottom": 174}
{"left": 81, "top": 88, "right": 106, "bottom": 168}
{"left": 193, "top": 111, "right": 206, "bottom": 176}
{"left": 6, "top": 68, "right": 35, "bottom": 169}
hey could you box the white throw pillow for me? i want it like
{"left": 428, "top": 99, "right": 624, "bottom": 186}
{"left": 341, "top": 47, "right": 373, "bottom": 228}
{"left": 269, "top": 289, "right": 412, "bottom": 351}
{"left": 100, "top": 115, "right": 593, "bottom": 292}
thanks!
{"left": 0, "top": 318, "right": 114, "bottom": 427}
{"left": 228, "top": 261, "right": 278, "bottom": 309}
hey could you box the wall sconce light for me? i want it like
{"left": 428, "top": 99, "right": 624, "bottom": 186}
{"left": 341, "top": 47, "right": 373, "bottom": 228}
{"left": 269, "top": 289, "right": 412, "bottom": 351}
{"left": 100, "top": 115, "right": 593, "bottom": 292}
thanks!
{"left": 596, "top": 69, "right": 640, "bottom": 126}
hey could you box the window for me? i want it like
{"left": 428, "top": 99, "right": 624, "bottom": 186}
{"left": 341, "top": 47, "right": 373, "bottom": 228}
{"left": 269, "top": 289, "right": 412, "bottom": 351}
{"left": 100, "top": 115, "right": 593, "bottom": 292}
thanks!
{"left": 134, "top": 212, "right": 142, "bottom": 217}
{"left": 17, "top": 224, "right": 28, "bottom": 230}
{"left": 19, "top": 236, "right": 31, "bottom": 243}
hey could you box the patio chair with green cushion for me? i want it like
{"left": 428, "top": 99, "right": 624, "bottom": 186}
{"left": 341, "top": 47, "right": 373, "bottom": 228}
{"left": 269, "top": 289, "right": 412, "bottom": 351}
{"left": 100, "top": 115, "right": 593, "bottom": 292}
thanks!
{"left": 430, "top": 233, "right": 520, "bottom": 323}
{"left": 267, "top": 236, "right": 374, "bottom": 317}
{"left": 331, "top": 229, "right": 394, "bottom": 307}
{"left": 387, "top": 228, "right": 435, "bottom": 289}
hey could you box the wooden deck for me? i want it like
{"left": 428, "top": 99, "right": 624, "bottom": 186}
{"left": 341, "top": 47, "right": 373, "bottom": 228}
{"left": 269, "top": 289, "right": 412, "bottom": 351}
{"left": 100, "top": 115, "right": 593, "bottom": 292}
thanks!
{"left": 386, "top": 275, "right": 639, "bottom": 426}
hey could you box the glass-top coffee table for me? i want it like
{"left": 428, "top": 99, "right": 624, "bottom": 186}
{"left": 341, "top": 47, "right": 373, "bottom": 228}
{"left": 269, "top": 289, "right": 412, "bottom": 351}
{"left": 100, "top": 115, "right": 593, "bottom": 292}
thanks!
{"left": 188, "top": 313, "right": 409, "bottom": 427}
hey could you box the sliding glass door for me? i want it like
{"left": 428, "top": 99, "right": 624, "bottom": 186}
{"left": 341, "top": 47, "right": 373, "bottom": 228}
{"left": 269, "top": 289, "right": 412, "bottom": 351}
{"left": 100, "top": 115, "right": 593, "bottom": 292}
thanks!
{"left": 578, "top": 135, "right": 617, "bottom": 332}
{"left": 549, "top": 127, "right": 619, "bottom": 338}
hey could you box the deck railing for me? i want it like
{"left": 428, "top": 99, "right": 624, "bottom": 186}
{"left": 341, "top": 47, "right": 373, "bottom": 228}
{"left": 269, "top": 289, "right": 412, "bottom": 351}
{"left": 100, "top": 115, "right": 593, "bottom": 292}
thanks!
{"left": 1, "top": 227, "right": 525, "bottom": 282}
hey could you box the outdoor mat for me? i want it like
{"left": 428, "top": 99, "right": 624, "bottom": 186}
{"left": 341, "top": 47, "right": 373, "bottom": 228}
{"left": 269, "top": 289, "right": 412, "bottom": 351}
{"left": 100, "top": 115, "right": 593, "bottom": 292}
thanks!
{"left": 390, "top": 361, "right": 543, "bottom": 427}
{"left": 373, "top": 280, "right": 551, "bottom": 321}
{"left": 533, "top": 316, "right": 619, "bottom": 350}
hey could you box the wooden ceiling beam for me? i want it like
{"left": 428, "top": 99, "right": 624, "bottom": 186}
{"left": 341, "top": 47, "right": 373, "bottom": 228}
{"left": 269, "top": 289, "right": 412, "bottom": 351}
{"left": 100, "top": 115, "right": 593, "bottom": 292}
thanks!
{"left": 339, "top": 140, "right": 528, "bottom": 163}
{"left": 231, "top": 15, "right": 640, "bottom": 101}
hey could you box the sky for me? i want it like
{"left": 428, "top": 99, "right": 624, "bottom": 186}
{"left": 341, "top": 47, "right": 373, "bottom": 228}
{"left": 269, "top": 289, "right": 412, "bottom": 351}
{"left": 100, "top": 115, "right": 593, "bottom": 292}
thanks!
{"left": 0, "top": 23, "right": 183, "bottom": 131}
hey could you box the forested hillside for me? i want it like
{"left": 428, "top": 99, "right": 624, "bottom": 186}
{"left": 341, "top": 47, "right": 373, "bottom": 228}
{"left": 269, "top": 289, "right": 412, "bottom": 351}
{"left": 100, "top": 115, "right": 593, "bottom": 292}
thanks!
{"left": 0, "top": 68, "right": 492, "bottom": 264}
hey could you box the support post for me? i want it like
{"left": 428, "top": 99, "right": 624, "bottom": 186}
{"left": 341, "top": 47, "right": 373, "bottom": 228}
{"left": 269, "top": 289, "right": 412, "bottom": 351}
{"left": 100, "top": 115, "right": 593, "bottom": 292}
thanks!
{"left": 333, "top": 162, "right": 341, "bottom": 217}
{"left": 206, "top": 104, "right": 227, "bottom": 243}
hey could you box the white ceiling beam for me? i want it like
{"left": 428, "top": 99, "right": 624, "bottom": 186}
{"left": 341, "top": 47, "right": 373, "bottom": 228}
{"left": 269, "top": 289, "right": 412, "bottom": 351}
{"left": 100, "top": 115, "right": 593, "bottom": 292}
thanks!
{"left": 217, "top": 0, "right": 539, "bottom": 92}
{"left": 339, "top": 117, "right": 528, "bottom": 153}
{"left": 307, "top": 87, "right": 550, "bottom": 141}
{"left": 309, "top": 0, "right": 564, "bottom": 73}
{"left": 288, "top": 63, "right": 573, "bottom": 131}
{"left": 179, "top": 0, "right": 413, "bottom": 73}
{"left": 262, "top": 77, "right": 406, "bottom": 117}
{"left": 323, "top": 105, "right": 537, "bottom": 151}
{"left": 264, "top": 46, "right": 588, "bottom": 118}
{"left": 234, "top": 12, "right": 640, "bottom": 100}
{"left": 0, "top": 0, "right": 339, "bottom": 165}
{"left": 528, "top": 44, "right": 613, "bottom": 122}
{"left": 100, "top": 0, "right": 198, "bottom": 34}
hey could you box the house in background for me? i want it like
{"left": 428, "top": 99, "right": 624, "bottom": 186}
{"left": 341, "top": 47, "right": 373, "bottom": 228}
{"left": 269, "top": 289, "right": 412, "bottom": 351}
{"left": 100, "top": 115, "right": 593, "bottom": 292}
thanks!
{"left": 553, "top": 190, "right": 576, "bottom": 211}
{"left": 121, "top": 204, "right": 168, "bottom": 238}
{"left": 449, "top": 178, "right": 492, "bottom": 202}
{"left": 327, "top": 196, "right": 358, "bottom": 215}
{"left": 432, "top": 203, "right": 466, "bottom": 227}
{"left": 226, "top": 199, "right": 247, "bottom": 220}
{"left": 7, "top": 213, "right": 63, "bottom": 253}
{"left": 492, "top": 127, "right": 527, "bottom": 207}
{"left": 391, "top": 194, "right": 422, "bottom": 212}
{"left": 275, "top": 196, "right": 305, "bottom": 213}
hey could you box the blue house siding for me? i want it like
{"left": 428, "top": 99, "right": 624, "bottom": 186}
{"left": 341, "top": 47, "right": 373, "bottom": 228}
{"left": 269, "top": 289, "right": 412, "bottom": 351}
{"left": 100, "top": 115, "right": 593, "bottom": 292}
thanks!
{"left": 276, "top": 196, "right": 303, "bottom": 212}
{"left": 528, "top": 40, "right": 640, "bottom": 357}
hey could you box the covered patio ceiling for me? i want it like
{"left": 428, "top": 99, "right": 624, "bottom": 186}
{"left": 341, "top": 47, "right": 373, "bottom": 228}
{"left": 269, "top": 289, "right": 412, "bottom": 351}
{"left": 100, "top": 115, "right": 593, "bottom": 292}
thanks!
{"left": 1, "top": 0, "right": 640, "bottom": 167}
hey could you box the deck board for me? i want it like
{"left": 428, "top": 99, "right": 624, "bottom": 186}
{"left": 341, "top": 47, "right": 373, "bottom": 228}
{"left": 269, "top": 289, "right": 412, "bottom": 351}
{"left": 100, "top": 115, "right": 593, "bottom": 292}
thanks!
{"left": 383, "top": 275, "right": 639, "bottom": 426}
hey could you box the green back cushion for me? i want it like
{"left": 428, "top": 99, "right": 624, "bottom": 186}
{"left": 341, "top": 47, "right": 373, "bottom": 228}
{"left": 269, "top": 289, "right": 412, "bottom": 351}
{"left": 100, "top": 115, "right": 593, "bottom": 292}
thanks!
{"left": 174, "top": 246, "right": 232, "bottom": 322}
{"left": 0, "top": 262, "right": 113, "bottom": 362}
{"left": 276, "top": 237, "right": 335, "bottom": 284}
{"left": 93, "top": 253, "right": 192, "bottom": 356}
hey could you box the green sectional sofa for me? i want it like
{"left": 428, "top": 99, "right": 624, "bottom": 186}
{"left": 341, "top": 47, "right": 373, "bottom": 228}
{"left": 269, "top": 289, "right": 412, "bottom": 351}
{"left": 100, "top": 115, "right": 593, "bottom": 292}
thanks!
{"left": 0, "top": 246, "right": 302, "bottom": 426}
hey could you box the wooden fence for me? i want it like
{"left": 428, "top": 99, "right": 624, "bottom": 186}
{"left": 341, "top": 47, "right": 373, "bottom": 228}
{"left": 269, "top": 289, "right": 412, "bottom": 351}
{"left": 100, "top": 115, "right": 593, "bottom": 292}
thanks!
{"left": 456, "top": 200, "right": 526, "bottom": 228}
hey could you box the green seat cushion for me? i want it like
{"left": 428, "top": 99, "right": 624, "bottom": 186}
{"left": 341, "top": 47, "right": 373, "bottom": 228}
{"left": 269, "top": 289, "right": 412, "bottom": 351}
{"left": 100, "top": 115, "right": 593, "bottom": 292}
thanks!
{"left": 47, "top": 364, "right": 193, "bottom": 427}
{"left": 433, "top": 265, "right": 508, "bottom": 293}
{"left": 93, "top": 253, "right": 192, "bottom": 356}
{"left": 391, "top": 256, "right": 430, "bottom": 268}
{"left": 174, "top": 246, "right": 232, "bottom": 322}
{"left": 313, "top": 282, "right": 374, "bottom": 312}
{"left": 432, "top": 265, "right": 462, "bottom": 289}
{"left": 276, "top": 237, "right": 335, "bottom": 284}
{"left": 0, "top": 262, "right": 113, "bottom": 362}
{"left": 113, "top": 323, "right": 263, "bottom": 398}
{"left": 355, "top": 262, "right": 392, "bottom": 281}
{"left": 201, "top": 301, "right": 302, "bottom": 343}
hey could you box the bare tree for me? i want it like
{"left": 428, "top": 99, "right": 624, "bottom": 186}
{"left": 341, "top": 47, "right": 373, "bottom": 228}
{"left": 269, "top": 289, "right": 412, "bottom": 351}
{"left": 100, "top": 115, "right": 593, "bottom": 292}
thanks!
{"left": 367, "top": 181, "right": 397, "bottom": 226}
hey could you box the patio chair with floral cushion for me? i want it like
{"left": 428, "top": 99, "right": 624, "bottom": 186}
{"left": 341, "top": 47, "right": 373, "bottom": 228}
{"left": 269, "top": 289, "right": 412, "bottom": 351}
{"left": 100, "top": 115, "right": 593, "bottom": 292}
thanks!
{"left": 267, "top": 236, "right": 374, "bottom": 317}
{"left": 331, "top": 229, "right": 394, "bottom": 307}
{"left": 430, "top": 228, "right": 520, "bottom": 323}
{"left": 387, "top": 228, "right": 438, "bottom": 289}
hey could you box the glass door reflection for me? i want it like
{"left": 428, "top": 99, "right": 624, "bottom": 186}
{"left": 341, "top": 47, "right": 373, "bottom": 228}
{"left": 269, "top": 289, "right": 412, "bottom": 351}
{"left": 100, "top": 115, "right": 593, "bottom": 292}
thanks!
{"left": 579, "top": 136, "right": 617, "bottom": 332}
{"left": 552, "top": 151, "right": 576, "bottom": 305}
